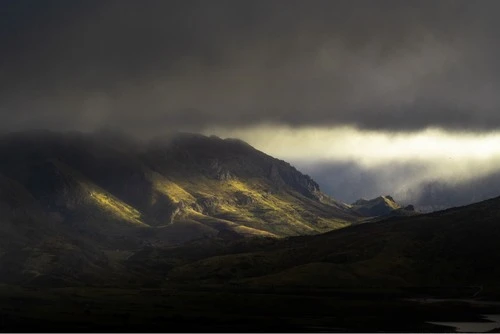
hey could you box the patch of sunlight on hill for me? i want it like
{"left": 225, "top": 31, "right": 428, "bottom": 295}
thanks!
{"left": 185, "top": 209, "right": 278, "bottom": 237}
{"left": 383, "top": 197, "right": 401, "bottom": 210}
{"left": 225, "top": 179, "right": 317, "bottom": 232}
{"left": 316, "top": 217, "right": 350, "bottom": 230}
{"left": 45, "top": 160, "right": 147, "bottom": 226}
{"left": 180, "top": 177, "right": 312, "bottom": 232}
{"left": 88, "top": 190, "right": 147, "bottom": 226}
{"left": 232, "top": 225, "right": 277, "bottom": 237}
{"left": 185, "top": 208, "right": 238, "bottom": 226}
{"left": 151, "top": 173, "right": 196, "bottom": 204}
{"left": 169, "top": 176, "right": 350, "bottom": 236}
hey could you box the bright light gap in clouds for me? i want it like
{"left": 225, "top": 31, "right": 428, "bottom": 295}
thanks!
{"left": 205, "top": 125, "right": 500, "bottom": 163}
{"left": 204, "top": 125, "right": 500, "bottom": 205}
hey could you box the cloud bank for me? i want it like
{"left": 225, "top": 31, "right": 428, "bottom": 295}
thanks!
{"left": 2, "top": 0, "right": 500, "bottom": 134}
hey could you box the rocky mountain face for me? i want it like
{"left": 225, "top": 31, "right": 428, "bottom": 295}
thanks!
{"left": 0, "top": 130, "right": 361, "bottom": 286}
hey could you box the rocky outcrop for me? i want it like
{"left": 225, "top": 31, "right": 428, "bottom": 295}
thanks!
{"left": 208, "top": 159, "right": 233, "bottom": 181}
{"left": 195, "top": 196, "right": 230, "bottom": 215}
{"left": 234, "top": 192, "right": 255, "bottom": 206}
{"left": 268, "top": 161, "right": 321, "bottom": 199}
{"left": 147, "top": 194, "right": 184, "bottom": 226}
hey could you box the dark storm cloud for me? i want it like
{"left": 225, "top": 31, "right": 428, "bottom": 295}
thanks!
{"left": 1, "top": 0, "right": 500, "bottom": 134}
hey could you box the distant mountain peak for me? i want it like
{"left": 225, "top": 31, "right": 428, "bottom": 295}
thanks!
{"left": 383, "top": 195, "right": 395, "bottom": 202}
{"left": 350, "top": 195, "right": 416, "bottom": 217}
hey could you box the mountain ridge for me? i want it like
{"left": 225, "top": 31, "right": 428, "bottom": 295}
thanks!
{"left": 0, "top": 130, "right": 363, "bottom": 285}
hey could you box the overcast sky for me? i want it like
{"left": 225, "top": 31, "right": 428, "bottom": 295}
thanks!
{"left": 2, "top": 0, "right": 500, "bottom": 208}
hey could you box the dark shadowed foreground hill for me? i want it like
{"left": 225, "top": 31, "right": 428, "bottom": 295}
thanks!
{"left": 136, "top": 195, "right": 500, "bottom": 292}
{"left": 0, "top": 130, "right": 360, "bottom": 286}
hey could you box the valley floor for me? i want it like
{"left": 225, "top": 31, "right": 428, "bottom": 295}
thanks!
{"left": 1, "top": 284, "right": 500, "bottom": 332}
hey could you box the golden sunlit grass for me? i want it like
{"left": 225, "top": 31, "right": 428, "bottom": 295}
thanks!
{"left": 43, "top": 160, "right": 147, "bottom": 226}
{"left": 151, "top": 172, "right": 196, "bottom": 204}
{"left": 169, "top": 176, "right": 350, "bottom": 236}
{"left": 184, "top": 209, "right": 278, "bottom": 237}
{"left": 232, "top": 225, "right": 277, "bottom": 237}
{"left": 184, "top": 177, "right": 314, "bottom": 234}
{"left": 88, "top": 190, "right": 146, "bottom": 226}
{"left": 226, "top": 179, "right": 347, "bottom": 233}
